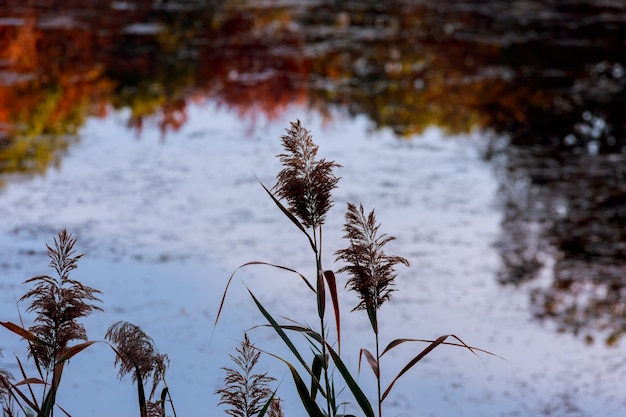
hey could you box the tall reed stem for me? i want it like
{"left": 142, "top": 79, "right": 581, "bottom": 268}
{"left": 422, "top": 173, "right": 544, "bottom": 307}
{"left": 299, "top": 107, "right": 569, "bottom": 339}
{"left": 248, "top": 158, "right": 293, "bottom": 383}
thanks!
{"left": 375, "top": 325, "right": 382, "bottom": 417}
{"left": 314, "top": 227, "right": 333, "bottom": 417}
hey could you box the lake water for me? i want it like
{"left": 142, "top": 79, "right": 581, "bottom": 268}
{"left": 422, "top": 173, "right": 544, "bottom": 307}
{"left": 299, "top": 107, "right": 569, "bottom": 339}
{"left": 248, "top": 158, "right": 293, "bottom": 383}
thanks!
{"left": 1, "top": 1, "right": 626, "bottom": 416}
{"left": 0, "top": 103, "right": 623, "bottom": 417}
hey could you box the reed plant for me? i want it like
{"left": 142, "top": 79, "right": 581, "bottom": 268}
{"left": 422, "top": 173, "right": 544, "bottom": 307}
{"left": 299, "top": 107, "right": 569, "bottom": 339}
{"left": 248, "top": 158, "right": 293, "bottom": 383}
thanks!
{"left": 0, "top": 354, "right": 18, "bottom": 417}
{"left": 0, "top": 119, "right": 496, "bottom": 417}
{"left": 106, "top": 321, "right": 175, "bottom": 417}
{"left": 0, "top": 230, "right": 102, "bottom": 417}
{"left": 0, "top": 231, "right": 175, "bottom": 417}
{"left": 215, "top": 333, "right": 283, "bottom": 417}
{"left": 217, "top": 120, "right": 495, "bottom": 417}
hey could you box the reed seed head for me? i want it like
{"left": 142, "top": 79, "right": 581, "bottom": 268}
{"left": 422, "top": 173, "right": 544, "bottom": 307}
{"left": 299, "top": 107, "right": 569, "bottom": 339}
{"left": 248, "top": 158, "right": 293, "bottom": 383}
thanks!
{"left": 268, "top": 397, "right": 285, "bottom": 417}
{"left": 146, "top": 401, "right": 165, "bottom": 417}
{"left": 20, "top": 229, "right": 102, "bottom": 368}
{"left": 335, "top": 203, "right": 409, "bottom": 312}
{"left": 0, "top": 365, "right": 12, "bottom": 400}
{"left": 105, "top": 321, "right": 169, "bottom": 396}
{"left": 274, "top": 119, "right": 341, "bottom": 229}
{"left": 216, "top": 333, "right": 275, "bottom": 417}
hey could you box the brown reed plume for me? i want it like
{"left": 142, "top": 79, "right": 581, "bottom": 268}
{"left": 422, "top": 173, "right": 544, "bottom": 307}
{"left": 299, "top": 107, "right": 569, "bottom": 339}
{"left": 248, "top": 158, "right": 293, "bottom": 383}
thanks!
{"left": 273, "top": 119, "right": 341, "bottom": 230}
{"left": 216, "top": 333, "right": 280, "bottom": 417}
{"left": 0, "top": 364, "right": 14, "bottom": 416}
{"left": 21, "top": 229, "right": 102, "bottom": 369}
{"left": 335, "top": 203, "right": 409, "bottom": 317}
{"left": 335, "top": 203, "right": 409, "bottom": 417}
{"left": 0, "top": 229, "right": 104, "bottom": 416}
{"left": 267, "top": 396, "right": 285, "bottom": 417}
{"left": 106, "top": 321, "right": 173, "bottom": 417}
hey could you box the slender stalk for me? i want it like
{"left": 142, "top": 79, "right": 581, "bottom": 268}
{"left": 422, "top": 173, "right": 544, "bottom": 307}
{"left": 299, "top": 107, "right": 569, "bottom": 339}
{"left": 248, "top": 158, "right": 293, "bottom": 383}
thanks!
{"left": 162, "top": 381, "right": 178, "bottom": 417}
{"left": 314, "top": 227, "right": 333, "bottom": 417}
{"left": 375, "top": 328, "right": 382, "bottom": 417}
{"left": 135, "top": 369, "right": 147, "bottom": 417}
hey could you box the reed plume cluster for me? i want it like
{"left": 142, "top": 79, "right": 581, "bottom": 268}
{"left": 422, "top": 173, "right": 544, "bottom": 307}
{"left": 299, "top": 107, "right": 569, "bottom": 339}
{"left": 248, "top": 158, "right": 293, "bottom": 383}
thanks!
{"left": 0, "top": 229, "right": 103, "bottom": 417}
{"left": 21, "top": 229, "right": 102, "bottom": 369}
{"left": 335, "top": 203, "right": 409, "bottom": 416}
{"left": 335, "top": 203, "right": 409, "bottom": 318}
{"left": 1, "top": 231, "right": 177, "bottom": 417}
{"left": 216, "top": 333, "right": 283, "bottom": 417}
{"left": 273, "top": 119, "right": 341, "bottom": 231}
{"left": 106, "top": 321, "right": 173, "bottom": 417}
{"left": 0, "top": 361, "right": 14, "bottom": 416}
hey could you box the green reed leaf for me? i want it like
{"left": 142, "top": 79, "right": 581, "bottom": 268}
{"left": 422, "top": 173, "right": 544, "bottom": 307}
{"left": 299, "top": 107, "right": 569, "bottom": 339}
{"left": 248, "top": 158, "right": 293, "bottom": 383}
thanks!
{"left": 310, "top": 354, "right": 324, "bottom": 401}
{"left": 283, "top": 359, "right": 324, "bottom": 417}
{"left": 247, "top": 290, "right": 320, "bottom": 386}
{"left": 325, "top": 344, "right": 375, "bottom": 417}
{"left": 255, "top": 346, "right": 325, "bottom": 417}
{"left": 316, "top": 270, "right": 326, "bottom": 320}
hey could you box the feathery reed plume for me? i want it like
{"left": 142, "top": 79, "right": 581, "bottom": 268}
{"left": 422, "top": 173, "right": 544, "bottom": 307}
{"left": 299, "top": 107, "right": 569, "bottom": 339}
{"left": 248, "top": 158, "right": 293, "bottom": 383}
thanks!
{"left": 216, "top": 333, "right": 276, "bottom": 417}
{"left": 0, "top": 365, "right": 12, "bottom": 412}
{"left": 335, "top": 203, "right": 409, "bottom": 315}
{"left": 273, "top": 119, "right": 341, "bottom": 230}
{"left": 21, "top": 229, "right": 102, "bottom": 369}
{"left": 335, "top": 203, "right": 409, "bottom": 417}
{"left": 106, "top": 321, "right": 171, "bottom": 417}
{"left": 267, "top": 397, "right": 285, "bottom": 417}
{"left": 146, "top": 401, "right": 165, "bottom": 417}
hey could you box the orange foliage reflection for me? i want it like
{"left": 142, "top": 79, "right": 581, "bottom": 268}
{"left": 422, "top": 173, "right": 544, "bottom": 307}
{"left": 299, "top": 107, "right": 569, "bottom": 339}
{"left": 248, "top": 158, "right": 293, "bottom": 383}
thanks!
{"left": 0, "top": 0, "right": 624, "bottom": 171}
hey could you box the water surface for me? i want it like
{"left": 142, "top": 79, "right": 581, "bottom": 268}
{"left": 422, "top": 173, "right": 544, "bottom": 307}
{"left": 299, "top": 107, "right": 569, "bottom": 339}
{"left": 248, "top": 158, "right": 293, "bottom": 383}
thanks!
{"left": 1, "top": 1, "right": 626, "bottom": 416}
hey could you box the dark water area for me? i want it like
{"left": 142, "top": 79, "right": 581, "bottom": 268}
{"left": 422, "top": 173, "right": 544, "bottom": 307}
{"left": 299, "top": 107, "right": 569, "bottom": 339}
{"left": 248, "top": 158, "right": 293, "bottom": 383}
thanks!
{"left": 1, "top": 0, "right": 625, "bottom": 347}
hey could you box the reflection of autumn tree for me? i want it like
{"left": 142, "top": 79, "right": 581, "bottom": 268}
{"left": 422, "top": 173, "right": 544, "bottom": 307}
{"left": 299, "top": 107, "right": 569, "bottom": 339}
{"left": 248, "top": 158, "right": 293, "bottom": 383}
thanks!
{"left": 197, "top": 3, "right": 308, "bottom": 122}
{"left": 0, "top": 11, "right": 113, "bottom": 180}
{"left": 1, "top": 0, "right": 625, "bottom": 180}
{"left": 495, "top": 145, "right": 626, "bottom": 345}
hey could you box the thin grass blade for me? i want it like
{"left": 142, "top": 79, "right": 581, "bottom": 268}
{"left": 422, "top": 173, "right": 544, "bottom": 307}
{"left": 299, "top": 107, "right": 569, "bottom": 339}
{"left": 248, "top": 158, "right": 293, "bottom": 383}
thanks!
{"left": 42, "top": 361, "right": 65, "bottom": 416}
{"left": 56, "top": 403, "right": 72, "bottom": 417}
{"left": 381, "top": 337, "right": 500, "bottom": 359}
{"left": 15, "top": 356, "right": 39, "bottom": 409}
{"left": 57, "top": 341, "right": 99, "bottom": 363}
{"left": 0, "top": 322, "right": 49, "bottom": 346}
{"left": 159, "top": 387, "right": 169, "bottom": 414}
{"left": 381, "top": 335, "right": 449, "bottom": 402}
{"left": 279, "top": 325, "right": 323, "bottom": 343}
{"left": 215, "top": 261, "right": 315, "bottom": 327}
{"left": 358, "top": 348, "right": 379, "bottom": 378}
{"left": 12, "top": 378, "right": 47, "bottom": 387}
{"left": 255, "top": 174, "right": 317, "bottom": 252}
{"left": 323, "top": 270, "right": 341, "bottom": 353}
{"left": 310, "top": 354, "right": 324, "bottom": 400}
{"left": 316, "top": 270, "right": 326, "bottom": 320}
{"left": 5, "top": 384, "right": 45, "bottom": 417}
